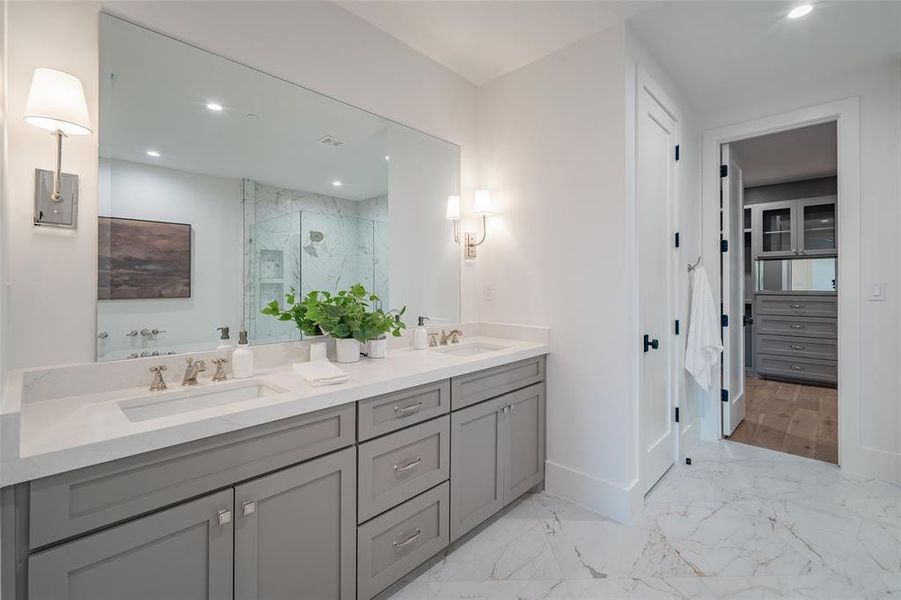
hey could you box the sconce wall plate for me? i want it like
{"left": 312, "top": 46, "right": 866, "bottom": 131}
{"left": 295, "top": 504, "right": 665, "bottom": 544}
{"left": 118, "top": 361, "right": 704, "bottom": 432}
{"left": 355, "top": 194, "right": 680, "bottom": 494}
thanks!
{"left": 34, "top": 168, "right": 78, "bottom": 227}
{"left": 464, "top": 232, "right": 479, "bottom": 259}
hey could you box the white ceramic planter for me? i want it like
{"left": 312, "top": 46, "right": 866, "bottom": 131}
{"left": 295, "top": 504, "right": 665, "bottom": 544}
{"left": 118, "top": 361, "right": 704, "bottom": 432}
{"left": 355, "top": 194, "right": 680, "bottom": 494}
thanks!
{"left": 367, "top": 338, "right": 388, "bottom": 359}
{"left": 334, "top": 338, "right": 361, "bottom": 363}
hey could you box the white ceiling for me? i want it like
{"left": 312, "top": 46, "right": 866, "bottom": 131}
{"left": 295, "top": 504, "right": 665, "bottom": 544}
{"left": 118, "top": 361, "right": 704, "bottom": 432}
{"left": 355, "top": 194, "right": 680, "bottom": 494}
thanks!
{"left": 337, "top": 0, "right": 653, "bottom": 85}
{"left": 628, "top": 1, "right": 901, "bottom": 113}
{"left": 731, "top": 122, "right": 837, "bottom": 187}
{"left": 100, "top": 14, "right": 393, "bottom": 200}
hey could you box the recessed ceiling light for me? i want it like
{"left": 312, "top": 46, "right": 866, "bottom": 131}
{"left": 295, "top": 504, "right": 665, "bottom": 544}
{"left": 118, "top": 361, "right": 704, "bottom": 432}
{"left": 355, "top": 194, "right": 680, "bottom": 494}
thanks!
{"left": 146, "top": 150, "right": 161, "bottom": 157}
{"left": 206, "top": 102, "right": 224, "bottom": 112}
{"left": 787, "top": 4, "right": 813, "bottom": 19}
{"left": 332, "top": 180, "right": 342, "bottom": 187}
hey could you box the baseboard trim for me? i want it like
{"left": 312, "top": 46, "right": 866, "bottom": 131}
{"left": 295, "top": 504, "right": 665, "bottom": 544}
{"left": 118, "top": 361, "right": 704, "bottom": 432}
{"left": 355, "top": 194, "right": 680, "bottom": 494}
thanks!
{"left": 544, "top": 460, "right": 642, "bottom": 523}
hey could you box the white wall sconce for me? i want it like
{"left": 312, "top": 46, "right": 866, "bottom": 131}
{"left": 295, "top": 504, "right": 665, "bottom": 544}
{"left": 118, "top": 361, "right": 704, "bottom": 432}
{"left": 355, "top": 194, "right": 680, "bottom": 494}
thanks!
{"left": 446, "top": 189, "right": 492, "bottom": 260}
{"left": 24, "top": 68, "right": 92, "bottom": 227}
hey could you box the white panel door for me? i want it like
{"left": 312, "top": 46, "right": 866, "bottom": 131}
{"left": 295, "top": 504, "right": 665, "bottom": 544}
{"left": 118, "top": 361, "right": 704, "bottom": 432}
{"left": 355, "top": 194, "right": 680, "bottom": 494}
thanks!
{"left": 637, "top": 78, "right": 678, "bottom": 495}
{"left": 721, "top": 144, "right": 746, "bottom": 435}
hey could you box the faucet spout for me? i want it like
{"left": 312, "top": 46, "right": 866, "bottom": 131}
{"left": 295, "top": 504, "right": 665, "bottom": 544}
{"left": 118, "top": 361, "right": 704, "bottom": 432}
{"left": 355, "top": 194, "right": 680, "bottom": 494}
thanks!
{"left": 181, "top": 357, "right": 206, "bottom": 385}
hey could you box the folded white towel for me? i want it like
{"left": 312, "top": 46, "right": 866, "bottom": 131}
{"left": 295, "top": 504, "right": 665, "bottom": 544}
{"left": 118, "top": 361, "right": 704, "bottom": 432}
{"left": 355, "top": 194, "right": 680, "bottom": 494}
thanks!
{"left": 292, "top": 360, "right": 350, "bottom": 387}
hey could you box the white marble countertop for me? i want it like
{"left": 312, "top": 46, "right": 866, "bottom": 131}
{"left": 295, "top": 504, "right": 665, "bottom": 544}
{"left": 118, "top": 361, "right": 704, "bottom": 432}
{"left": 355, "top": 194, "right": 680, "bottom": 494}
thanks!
{"left": 1, "top": 326, "right": 548, "bottom": 486}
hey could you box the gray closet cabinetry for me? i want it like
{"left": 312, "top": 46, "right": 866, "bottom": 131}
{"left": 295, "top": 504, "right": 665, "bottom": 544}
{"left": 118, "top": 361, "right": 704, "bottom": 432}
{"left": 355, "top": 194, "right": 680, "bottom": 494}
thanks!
{"left": 450, "top": 382, "right": 546, "bottom": 542}
{"left": 29, "top": 489, "right": 234, "bottom": 600}
{"left": 752, "top": 195, "right": 836, "bottom": 259}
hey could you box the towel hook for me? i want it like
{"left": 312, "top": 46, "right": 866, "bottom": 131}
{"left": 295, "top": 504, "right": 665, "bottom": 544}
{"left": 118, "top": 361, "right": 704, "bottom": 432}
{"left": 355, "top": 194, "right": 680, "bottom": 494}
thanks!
{"left": 687, "top": 256, "right": 702, "bottom": 272}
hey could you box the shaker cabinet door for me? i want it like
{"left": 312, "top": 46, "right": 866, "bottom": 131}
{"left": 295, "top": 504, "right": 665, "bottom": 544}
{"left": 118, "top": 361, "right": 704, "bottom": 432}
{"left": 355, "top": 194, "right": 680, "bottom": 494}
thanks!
{"left": 503, "top": 384, "right": 546, "bottom": 504}
{"left": 234, "top": 447, "right": 356, "bottom": 600}
{"left": 450, "top": 395, "right": 506, "bottom": 542}
{"left": 29, "top": 489, "right": 234, "bottom": 600}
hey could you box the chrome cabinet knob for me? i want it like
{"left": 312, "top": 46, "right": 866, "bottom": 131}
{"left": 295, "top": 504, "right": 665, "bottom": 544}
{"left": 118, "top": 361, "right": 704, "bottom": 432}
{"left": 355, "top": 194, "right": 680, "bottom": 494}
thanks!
{"left": 218, "top": 509, "right": 232, "bottom": 526}
{"left": 241, "top": 501, "right": 256, "bottom": 517}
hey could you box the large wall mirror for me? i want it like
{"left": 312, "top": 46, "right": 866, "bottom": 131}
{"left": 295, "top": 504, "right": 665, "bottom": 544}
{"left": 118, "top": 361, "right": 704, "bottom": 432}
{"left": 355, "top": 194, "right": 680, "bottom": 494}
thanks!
{"left": 97, "top": 14, "right": 461, "bottom": 361}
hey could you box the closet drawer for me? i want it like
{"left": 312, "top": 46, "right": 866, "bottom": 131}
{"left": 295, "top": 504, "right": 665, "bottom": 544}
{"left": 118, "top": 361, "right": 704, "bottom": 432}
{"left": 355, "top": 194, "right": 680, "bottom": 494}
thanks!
{"left": 358, "top": 416, "right": 449, "bottom": 523}
{"left": 756, "top": 295, "right": 836, "bottom": 318}
{"left": 358, "top": 380, "right": 450, "bottom": 441}
{"left": 357, "top": 482, "right": 449, "bottom": 600}
{"left": 757, "top": 334, "right": 837, "bottom": 361}
{"left": 451, "top": 356, "right": 545, "bottom": 411}
{"left": 29, "top": 404, "right": 354, "bottom": 549}
{"left": 754, "top": 315, "right": 836, "bottom": 339}
{"left": 756, "top": 354, "right": 837, "bottom": 384}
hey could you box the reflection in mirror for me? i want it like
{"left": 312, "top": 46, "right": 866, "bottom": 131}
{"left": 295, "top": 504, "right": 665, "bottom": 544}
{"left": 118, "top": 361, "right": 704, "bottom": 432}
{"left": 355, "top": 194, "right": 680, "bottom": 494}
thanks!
{"left": 97, "top": 14, "right": 460, "bottom": 361}
{"left": 756, "top": 258, "right": 837, "bottom": 293}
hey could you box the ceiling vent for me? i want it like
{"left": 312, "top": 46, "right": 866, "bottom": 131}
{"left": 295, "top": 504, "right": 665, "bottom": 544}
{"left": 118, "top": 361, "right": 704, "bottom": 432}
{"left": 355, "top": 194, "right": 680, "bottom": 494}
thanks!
{"left": 317, "top": 135, "right": 345, "bottom": 147}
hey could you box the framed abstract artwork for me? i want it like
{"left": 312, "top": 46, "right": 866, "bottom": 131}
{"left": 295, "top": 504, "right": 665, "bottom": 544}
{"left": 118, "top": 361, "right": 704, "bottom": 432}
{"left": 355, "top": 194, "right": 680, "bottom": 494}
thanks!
{"left": 98, "top": 217, "right": 192, "bottom": 300}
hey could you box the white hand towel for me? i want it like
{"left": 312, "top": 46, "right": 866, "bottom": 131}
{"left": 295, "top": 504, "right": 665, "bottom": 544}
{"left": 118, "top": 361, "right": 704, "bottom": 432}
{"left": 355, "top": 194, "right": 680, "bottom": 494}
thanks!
{"left": 293, "top": 360, "right": 350, "bottom": 387}
{"left": 685, "top": 266, "right": 724, "bottom": 392}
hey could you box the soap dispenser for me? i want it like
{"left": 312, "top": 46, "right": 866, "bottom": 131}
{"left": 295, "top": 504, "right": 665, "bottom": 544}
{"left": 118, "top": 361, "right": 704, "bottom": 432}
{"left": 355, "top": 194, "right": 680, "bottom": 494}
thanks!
{"left": 413, "top": 316, "right": 429, "bottom": 350}
{"left": 232, "top": 330, "right": 254, "bottom": 378}
{"left": 216, "top": 326, "right": 233, "bottom": 349}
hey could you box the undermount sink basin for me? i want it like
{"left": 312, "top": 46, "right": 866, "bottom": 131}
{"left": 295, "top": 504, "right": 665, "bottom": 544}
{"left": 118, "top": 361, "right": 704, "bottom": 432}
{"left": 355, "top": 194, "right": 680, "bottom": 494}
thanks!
{"left": 432, "top": 342, "right": 507, "bottom": 357}
{"left": 118, "top": 380, "right": 286, "bottom": 422}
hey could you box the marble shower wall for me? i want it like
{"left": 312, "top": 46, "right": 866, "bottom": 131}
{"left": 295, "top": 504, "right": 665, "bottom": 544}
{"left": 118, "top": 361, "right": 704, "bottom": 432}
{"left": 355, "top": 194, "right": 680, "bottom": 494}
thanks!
{"left": 244, "top": 180, "right": 389, "bottom": 345}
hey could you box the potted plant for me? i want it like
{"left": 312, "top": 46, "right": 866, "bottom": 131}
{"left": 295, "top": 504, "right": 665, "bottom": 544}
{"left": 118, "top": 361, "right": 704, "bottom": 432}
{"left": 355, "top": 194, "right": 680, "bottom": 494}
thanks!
{"left": 260, "top": 289, "right": 322, "bottom": 337}
{"left": 360, "top": 304, "right": 407, "bottom": 358}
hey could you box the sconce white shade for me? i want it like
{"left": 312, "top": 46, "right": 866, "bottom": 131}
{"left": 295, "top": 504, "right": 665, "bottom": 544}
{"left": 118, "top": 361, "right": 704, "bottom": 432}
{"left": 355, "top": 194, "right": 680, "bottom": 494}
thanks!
{"left": 474, "top": 189, "right": 492, "bottom": 215}
{"left": 446, "top": 195, "right": 461, "bottom": 220}
{"left": 24, "top": 68, "right": 92, "bottom": 135}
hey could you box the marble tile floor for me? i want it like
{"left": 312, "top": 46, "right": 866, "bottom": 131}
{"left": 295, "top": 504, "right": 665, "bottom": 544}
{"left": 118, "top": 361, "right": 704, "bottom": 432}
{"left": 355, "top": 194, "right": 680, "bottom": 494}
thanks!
{"left": 387, "top": 441, "right": 901, "bottom": 599}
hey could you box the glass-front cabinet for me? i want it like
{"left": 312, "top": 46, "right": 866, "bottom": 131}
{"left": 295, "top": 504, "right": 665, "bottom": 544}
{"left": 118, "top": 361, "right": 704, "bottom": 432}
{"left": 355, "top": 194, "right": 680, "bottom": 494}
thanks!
{"left": 752, "top": 195, "right": 836, "bottom": 259}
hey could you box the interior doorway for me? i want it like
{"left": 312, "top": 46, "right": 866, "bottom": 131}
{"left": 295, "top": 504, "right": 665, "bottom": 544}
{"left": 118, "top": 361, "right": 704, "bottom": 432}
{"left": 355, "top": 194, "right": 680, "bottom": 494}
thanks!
{"left": 719, "top": 122, "right": 839, "bottom": 463}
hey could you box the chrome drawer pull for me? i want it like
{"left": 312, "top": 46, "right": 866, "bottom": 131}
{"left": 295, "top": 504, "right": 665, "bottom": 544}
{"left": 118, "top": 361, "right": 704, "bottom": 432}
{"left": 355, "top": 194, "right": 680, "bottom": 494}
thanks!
{"left": 217, "top": 509, "right": 232, "bottom": 526}
{"left": 791, "top": 365, "right": 804, "bottom": 371}
{"left": 789, "top": 324, "right": 804, "bottom": 329}
{"left": 790, "top": 345, "right": 805, "bottom": 350}
{"left": 242, "top": 501, "right": 256, "bottom": 517}
{"left": 393, "top": 528, "right": 422, "bottom": 551}
{"left": 394, "top": 456, "right": 422, "bottom": 476}
{"left": 394, "top": 402, "right": 422, "bottom": 418}
{"left": 788, "top": 304, "right": 805, "bottom": 309}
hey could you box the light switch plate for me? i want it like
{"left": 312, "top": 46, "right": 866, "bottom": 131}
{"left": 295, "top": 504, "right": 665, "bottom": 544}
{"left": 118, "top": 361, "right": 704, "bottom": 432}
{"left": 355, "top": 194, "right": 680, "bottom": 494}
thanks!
{"left": 868, "top": 282, "right": 886, "bottom": 301}
{"left": 34, "top": 168, "right": 78, "bottom": 228}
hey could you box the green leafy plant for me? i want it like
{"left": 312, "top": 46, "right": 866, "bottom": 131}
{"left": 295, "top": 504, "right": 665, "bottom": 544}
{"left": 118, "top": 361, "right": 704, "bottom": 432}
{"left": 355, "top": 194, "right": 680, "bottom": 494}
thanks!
{"left": 261, "top": 284, "right": 406, "bottom": 343}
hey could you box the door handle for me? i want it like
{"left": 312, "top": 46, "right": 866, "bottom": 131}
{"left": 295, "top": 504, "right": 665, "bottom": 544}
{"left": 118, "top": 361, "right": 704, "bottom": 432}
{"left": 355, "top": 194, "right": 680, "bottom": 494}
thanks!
{"left": 643, "top": 334, "right": 659, "bottom": 353}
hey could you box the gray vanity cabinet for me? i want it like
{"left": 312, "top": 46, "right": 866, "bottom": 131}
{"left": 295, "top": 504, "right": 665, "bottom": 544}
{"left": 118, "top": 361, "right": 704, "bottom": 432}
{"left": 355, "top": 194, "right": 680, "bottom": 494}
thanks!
{"left": 28, "top": 489, "right": 234, "bottom": 600}
{"left": 450, "top": 382, "right": 546, "bottom": 542}
{"left": 234, "top": 447, "right": 356, "bottom": 600}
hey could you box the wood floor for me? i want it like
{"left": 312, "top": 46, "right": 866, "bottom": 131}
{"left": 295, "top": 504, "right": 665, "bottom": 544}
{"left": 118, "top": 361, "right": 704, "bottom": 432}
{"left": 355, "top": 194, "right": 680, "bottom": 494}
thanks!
{"left": 727, "top": 376, "right": 838, "bottom": 464}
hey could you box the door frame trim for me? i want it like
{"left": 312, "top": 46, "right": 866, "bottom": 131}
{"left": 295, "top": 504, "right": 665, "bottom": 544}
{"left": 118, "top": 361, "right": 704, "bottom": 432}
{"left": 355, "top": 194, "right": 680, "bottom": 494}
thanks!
{"left": 700, "top": 97, "right": 860, "bottom": 470}
{"left": 634, "top": 67, "right": 681, "bottom": 495}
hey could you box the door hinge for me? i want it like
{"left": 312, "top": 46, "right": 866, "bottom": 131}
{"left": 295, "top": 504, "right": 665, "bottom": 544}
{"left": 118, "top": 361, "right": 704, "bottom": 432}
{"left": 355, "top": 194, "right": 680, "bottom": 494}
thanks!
{"left": 720, "top": 164, "right": 728, "bottom": 178}
{"left": 674, "top": 407, "right": 680, "bottom": 423}
{"left": 720, "top": 239, "right": 729, "bottom": 252}
{"left": 674, "top": 319, "right": 680, "bottom": 335}
{"left": 721, "top": 314, "right": 729, "bottom": 327}
{"left": 674, "top": 232, "right": 680, "bottom": 248}
{"left": 675, "top": 145, "right": 680, "bottom": 161}
{"left": 721, "top": 389, "right": 729, "bottom": 403}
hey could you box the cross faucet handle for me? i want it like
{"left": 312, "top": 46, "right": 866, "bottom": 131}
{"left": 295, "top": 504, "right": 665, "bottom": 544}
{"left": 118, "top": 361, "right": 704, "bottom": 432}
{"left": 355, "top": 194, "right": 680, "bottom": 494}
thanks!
{"left": 211, "top": 358, "right": 228, "bottom": 382}
{"left": 149, "top": 365, "right": 168, "bottom": 391}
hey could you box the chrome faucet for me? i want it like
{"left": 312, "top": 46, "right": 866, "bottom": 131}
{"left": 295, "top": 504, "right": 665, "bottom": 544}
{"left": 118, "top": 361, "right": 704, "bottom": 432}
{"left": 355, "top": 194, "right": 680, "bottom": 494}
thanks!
{"left": 448, "top": 329, "right": 463, "bottom": 344}
{"left": 149, "top": 365, "right": 168, "bottom": 391}
{"left": 211, "top": 358, "right": 228, "bottom": 382}
{"left": 428, "top": 332, "right": 440, "bottom": 348}
{"left": 182, "top": 357, "right": 206, "bottom": 386}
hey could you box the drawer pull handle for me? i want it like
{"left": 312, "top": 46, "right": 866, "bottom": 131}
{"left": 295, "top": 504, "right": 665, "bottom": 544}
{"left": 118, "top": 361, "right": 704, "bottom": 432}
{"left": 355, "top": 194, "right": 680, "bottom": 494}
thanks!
{"left": 791, "top": 365, "right": 805, "bottom": 371}
{"left": 790, "top": 345, "right": 805, "bottom": 350}
{"left": 393, "top": 528, "right": 422, "bottom": 551}
{"left": 217, "top": 509, "right": 232, "bottom": 526}
{"left": 394, "top": 456, "right": 422, "bottom": 476}
{"left": 242, "top": 501, "right": 256, "bottom": 517}
{"left": 394, "top": 402, "right": 422, "bottom": 418}
{"left": 790, "top": 324, "right": 804, "bottom": 329}
{"left": 789, "top": 304, "right": 805, "bottom": 309}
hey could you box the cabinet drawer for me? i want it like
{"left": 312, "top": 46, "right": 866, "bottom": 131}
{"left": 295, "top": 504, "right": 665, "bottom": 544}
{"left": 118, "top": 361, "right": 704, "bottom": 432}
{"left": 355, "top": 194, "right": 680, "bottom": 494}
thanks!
{"left": 756, "top": 354, "right": 837, "bottom": 384}
{"left": 357, "top": 482, "right": 449, "bottom": 600}
{"left": 757, "top": 334, "right": 837, "bottom": 361}
{"left": 451, "top": 356, "right": 545, "bottom": 411}
{"left": 754, "top": 315, "right": 836, "bottom": 339}
{"left": 358, "top": 380, "right": 450, "bottom": 441}
{"left": 29, "top": 404, "right": 355, "bottom": 549}
{"left": 358, "top": 416, "right": 449, "bottom": 523}
{"left": 756, "top": 295, "right": 836, "bottom": 318}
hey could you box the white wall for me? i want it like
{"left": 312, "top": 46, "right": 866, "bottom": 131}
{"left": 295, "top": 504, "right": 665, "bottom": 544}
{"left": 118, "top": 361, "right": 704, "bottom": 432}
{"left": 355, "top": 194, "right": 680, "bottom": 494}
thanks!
{"left": 476, "top": 26, "right": 638, "bottom": 520}
{"left": 2, "top": 0, "right": 478, "bottom": 372}
{"left": 97, "top": 159, "right": 243, "bottom": 359}
{"left": 695, "top": 60, "right": 901, "bottom": 481}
